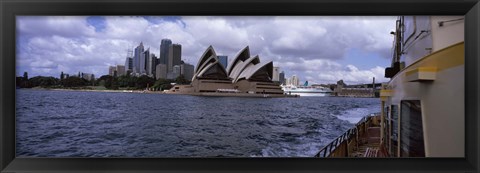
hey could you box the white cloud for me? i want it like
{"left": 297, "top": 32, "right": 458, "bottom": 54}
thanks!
{"left": 17, "top": 16, "right": 95, "bottom": 38}
{"left": 16, "top": 16, "right": 395, "bottom": 84}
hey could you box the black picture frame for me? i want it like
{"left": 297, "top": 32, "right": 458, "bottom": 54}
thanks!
{"left": 1, "top": 0, "right": 479, "bottom": 172}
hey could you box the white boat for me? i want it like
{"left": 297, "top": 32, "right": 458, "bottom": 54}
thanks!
{"left": 316, "top": 16, "right": 464, "bottom": 158}
{"left": 282, "top": 81, "right": 332, "bottom": 94}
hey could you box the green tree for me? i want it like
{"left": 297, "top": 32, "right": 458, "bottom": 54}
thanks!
{"left": 136, "top": 75, "right": 155, "bottom": 89}
{"left": 23, "top": 72, "right": 28, "bottom": 81}
{"left": 97, "top": 75, "right": 113, "bottom": 89}
{"left": 153, "top": 78, "right": 174, "bottom": 91}
{"left": 117, "top": 75, "right": 131, "bottom": 87}
{"left": 29, "top": 76, "right": 59, "bottom": 88}
{"left": 61, "top": 76, "right": 88, "bottom": 87}
{"left": 96, "top": 75, "right": 121, "bottom": 90}
{"left": 111, "top": 77, "right": 119, "bottom": 90}
{"left": 175, "top": 75, "right": 190, "bottom": 85}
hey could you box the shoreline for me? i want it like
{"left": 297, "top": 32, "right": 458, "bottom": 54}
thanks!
{"left": 19, "top": 88, "right": 377, "bottom": 98}
{"left": 20, "top": 87, "right": 166, "bottom": 94}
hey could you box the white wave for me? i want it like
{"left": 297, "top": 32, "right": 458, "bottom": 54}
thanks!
{"left": 336, "top": 106, "right": 380, "bottom": 124}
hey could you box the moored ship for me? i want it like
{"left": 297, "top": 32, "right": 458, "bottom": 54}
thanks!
{"left": 282, "top": 81, "right": 332, "bottom": 94}
{"left": 315, "top": 16, "right": 464, "bottom": 157}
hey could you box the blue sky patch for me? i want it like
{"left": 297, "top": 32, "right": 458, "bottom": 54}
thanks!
{"left": 87, "top": 16, "right": 106, "bottom": 32}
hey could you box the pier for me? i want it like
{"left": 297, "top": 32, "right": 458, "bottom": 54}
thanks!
{"left": 332, "top": 78, "right": 382, "bottom": 98}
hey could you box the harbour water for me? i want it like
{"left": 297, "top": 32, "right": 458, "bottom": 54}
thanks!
{"left": 16, "top": 89, "right": 380, "bottom": 157}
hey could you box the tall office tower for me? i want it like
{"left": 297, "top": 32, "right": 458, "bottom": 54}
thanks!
{"left": 140, "top": 48, "right": 150, "bottom": 75}
{"left": 291, "top": 75, "right": 299, "bottom": 86}
{"left": 279, "top": 71, "right": 285, "bottom": 84}
{"left": 272, "top": 67, "right": 280, "bottom": 82}
{"left": 116, "top": 65, "right": 125, "bottom": 76}
{"left": 133, "top": 42, "right": 144, "bottom": 74}
{"left": 148, "top": 54, "right": 157, "bottom": 77}
{"left": 180, "top": 63, "right": 195, "bottom": 81}
{"left": 159, "top": 39, "right": 172, "bottom": 66}
{"left": 217, "top": 55, "right": 228, "bottom": 69}
{"left": 168, "top": 44, "right": 182, "bottom": 72}
{"left": 145, "top": 52, "right": 152, "bottom": 75}
{"left": 125, "top": 57, "right": 133, "bottom": 72}
{"left": 155, "top": 64, "right": 167, "bottom": 80}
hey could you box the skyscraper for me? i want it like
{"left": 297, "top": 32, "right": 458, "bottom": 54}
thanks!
{"left": 217, "top": 55, "right": 228, "bottom": 69}
{"left": 159, "top": 39, "right": 172, "bottom": 66}
{"left": 168, "top": 44, "right": 182, "bottom": 72}
{"left": 148, "top": 53, "right": 157, "bottom": 77}
{"left": 140, "top": 48, "right": 150, "bottom": 74}
{"left": 133, "top": 42, "right": 144, "bottom": 74}
{"left": 125, "top": 57, "right": 133, "bottom": 72}
{"left": 155, "top": 64, "right": 167, "bottom": 80}
{"left": 291, "top": 75, "right": 299, "bottom": 86}
{"left": 279, "top": 71, "right": 285, "bottom": 84}
{"left": 272, "top": 67, "right": 280, "bottom": 82}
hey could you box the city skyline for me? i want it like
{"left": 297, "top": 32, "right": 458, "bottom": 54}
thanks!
{"left": 16, "top": 16, "right": 395, "bottom": 85}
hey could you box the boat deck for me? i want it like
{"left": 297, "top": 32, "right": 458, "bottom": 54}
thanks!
{"left": 350, "top": 126, "right": 388, "bottom": 157}
{"left": 314, "top": 114, "right": 389, "bottom": 158}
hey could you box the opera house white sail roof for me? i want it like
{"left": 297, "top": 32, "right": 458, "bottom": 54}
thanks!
{"left": 193, "top": 46, "right": 274, "bottom": 84}
{"left": 168, "top": 45, "right": 286, "bottom": 97}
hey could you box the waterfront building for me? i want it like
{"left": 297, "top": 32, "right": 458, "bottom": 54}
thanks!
{"left": 156, "top": 64, "right": 167, "bottom": 79}
{"left": 279, "top": 71, "right": 285, "bottom": 84}
{"left": 272, "top": 67, "right": 280, "bottom": 82}
{"left": 133, "top": 42, "right": 144, "bottom": 74}
{"left": 159, "top": 39, "right": 172, "bottom": 66}
{"left": 333, "top": 79, "right": 377, "bottom": 98}
{"left": 181, "top": 63, "right": 195, "bottom": 81}
{"left": 217, "top": 55, "right": 228, "bottom": 69}
{"left": 168, "top": 44, "right": 182, "bottom": 72}
{"left": 170, "top": 46, "right": 283, "bottom": 95}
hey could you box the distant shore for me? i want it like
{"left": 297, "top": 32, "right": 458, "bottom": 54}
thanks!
{"left": 21, "top": 87, "right": 300, "bottom": 98}
{"left": 21, "top": 87, "right": 166, "bottom": 94}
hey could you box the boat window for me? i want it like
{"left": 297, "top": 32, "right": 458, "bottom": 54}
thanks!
{"left": 390, "top": 105, "right": 399, "bottom": 157}
{"left": 400, "top": 100, "right": 425, "bottom": 157}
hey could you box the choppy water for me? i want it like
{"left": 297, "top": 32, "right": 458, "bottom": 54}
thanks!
{"left": 16, "top": 89, "right": 380, "bottom": 157}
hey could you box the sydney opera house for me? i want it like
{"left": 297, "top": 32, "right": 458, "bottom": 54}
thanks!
{"left": 168, "top": 46, "right": 288, "bottom": 97}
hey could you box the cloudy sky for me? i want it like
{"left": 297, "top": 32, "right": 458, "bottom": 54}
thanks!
{"left": 16, "top": 16, "right": 397, "bottom": 85}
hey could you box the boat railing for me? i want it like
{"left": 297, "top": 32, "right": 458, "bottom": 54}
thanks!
{"left": 314, "top": 113, "right": 377, "bottom": 157}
